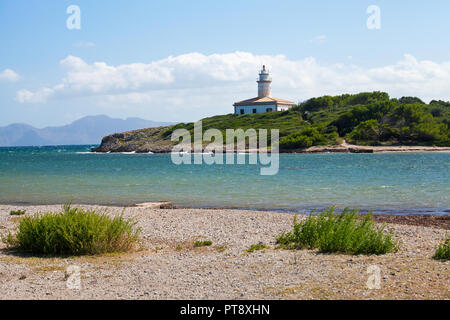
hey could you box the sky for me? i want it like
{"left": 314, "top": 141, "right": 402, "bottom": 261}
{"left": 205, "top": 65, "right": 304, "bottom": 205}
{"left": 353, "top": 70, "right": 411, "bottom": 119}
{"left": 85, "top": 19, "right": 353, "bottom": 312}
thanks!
{"left": 1, "top": 0, "right": 450, "bottom": 128}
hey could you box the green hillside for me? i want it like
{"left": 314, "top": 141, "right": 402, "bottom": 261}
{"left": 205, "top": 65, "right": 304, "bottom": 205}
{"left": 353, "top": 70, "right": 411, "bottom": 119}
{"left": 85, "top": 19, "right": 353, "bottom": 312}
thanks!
{"left": 93, "top": 91, "right": 450, "bottom": 153}
{"left": 165, "top": 91, "right": 449, "bottom": 148}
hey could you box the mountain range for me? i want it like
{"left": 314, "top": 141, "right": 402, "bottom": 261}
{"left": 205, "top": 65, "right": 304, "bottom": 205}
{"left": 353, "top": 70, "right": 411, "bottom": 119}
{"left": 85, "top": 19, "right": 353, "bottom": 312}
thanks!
{"left": 0, "top": 115, "right": 175, "bottom": 147}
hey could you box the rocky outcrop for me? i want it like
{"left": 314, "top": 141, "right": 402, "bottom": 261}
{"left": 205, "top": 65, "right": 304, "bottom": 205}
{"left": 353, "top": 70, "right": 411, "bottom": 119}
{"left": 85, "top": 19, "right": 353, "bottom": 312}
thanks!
{"left": 348, "top": 148, "right": 374, "bottom": 153}
{"left": 91, "top": 126, "right": 175, "bottom": 153}
{"left": 282, "top": 146, "right": 350, "bottom": 153}
{"left": 134, "top": 202, "right": 173, "bottom": 209}
{"left": 92, "top": 133, "right": 126, "bottom": 152}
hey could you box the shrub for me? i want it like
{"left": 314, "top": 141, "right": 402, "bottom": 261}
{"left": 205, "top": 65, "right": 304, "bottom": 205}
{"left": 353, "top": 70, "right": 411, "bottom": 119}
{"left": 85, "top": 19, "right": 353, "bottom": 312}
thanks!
{"left": 398, "top": 96, "right": 425, "bottom": 105}
{"left": 10, "top": 210, "right": 26, "bottom": 216}
{"left": 279, "top": 127, "right": 329, "bottom": 149}
{"left": 276, "top": 208, "right": 398, "bottom": 255}
{"left": 298, "top": 92, "right": 389, "bottom": 113}
{"left": 300, "top": 96, "right": 334, "bottom": 112}
{"left": 347, "top": 119, "right": 381, "bottom": 142}
{"left": 194, "top": 240, "right": 212, "bottom": 247}
{"left": 4, "top": 205, "right": 140, "bottom": 255}
{"left": 246, "top": 243, "right": 270, "bottom": 253}
{"left": 430, "top": 108, "right": 442, "bottom": 117}
{"left": 433, "top": 237, "right": 449, "bottom": 261}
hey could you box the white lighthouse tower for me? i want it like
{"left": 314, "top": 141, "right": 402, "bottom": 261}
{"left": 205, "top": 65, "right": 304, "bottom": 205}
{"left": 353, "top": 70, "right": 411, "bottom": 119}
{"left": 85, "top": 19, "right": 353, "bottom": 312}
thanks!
{"left": 233, "top": 65, "right": 295, "bottom": 115}
{"left": 257, "top": 65, "right": 272, "bottom": 98}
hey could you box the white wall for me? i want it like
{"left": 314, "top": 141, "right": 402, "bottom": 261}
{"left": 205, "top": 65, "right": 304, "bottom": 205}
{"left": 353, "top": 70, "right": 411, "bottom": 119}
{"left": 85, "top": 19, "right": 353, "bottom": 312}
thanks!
{"left": 235, "top": 104, "right": 294, "bottom": 114}
{"left": 235, "top": 105, "right": 276, "bottom": 114}
{"left": 278, "top": 105, "right": 291, "bottom": 111}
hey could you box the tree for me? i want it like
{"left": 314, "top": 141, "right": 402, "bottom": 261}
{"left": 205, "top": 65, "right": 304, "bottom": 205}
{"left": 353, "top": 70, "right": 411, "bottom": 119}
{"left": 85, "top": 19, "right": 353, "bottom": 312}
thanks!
{"left": 398, "top": 96, "right": 425, "bottom": 105}
{"left": 347, "top": 120, "right": 381, "bottom": 142}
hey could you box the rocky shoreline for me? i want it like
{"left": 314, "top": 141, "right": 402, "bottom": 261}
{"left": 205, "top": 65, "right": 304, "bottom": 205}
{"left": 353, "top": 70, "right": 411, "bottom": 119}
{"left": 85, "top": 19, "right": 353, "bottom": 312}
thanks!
{"left": 91, "top": 129, "right": 450, "bottom": 154}
{"left": 366, "top": 214, "right": 449, "bottom": 230}
{"left": 92, "top": 140, "right": 450, "bottom": 154}
{"left": 0, "top": 205, "right": 448, "bottom": 300}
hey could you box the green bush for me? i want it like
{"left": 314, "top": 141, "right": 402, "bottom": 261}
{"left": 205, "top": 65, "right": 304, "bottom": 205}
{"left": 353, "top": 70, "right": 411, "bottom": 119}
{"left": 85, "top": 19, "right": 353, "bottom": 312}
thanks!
{"left": 4, "top": 205, "right": 140, "bottom": 255}
{"left": 280, "top": 134, "right": 313, "bottom": 148}
{"left": 333, "top": 100, "right": 449, "bottom": 145}
{"left": 276, "top": 208, "right": 398, "bottom": 255}
{"left": 398, "top": 96, "right": 424, "bottom": 105}
{"left": 347, "top": 119, "right": 381, "bottom": 142}
{"left": 433, "top": 237, "right": 449, "bottom": 261}
{"left": 194, "top": 240, "right": 212, "bottom": 247}
{"left": 10, "top": 210, "right": 26, "bottom": 216}
{"left": 279, "top": 127, "right": 329, "bottom": 149}
{"left": 299, "top": 92, "right": 390, "bottom": 113}
{"left": 246, "top": 243, "right": 270, "bottom": 253}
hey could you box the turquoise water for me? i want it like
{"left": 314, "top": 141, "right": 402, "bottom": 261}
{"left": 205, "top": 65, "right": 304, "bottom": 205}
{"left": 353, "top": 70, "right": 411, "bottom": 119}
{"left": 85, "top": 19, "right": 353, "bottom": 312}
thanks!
{"left": 0, "top": 145, "right": 449, "bottom": 215}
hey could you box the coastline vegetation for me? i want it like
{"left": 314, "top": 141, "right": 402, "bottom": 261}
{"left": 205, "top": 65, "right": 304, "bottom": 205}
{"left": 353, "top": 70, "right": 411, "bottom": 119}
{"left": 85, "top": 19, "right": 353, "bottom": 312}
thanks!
{"left": 9, "top": 210, "right": 26, "bottom": 216}
{"left": 276, "top": 208, "right": 399, "bottom": 255}
{"left": 285, "top": 92, "right": 449, "bottom": 148}
{"left": 170, "top": 92, "right": 450, "bottom": 149}
{"left": 194, "top": 240, "right": 213, "bottom": 247}
{"left": 3, "top": 204, "right": 140, "bottom": 255}
{"left": 433, "top": 237, "right": 449, "bottom": 260}
{"left": 246, "top": 243, "right": 270, "bottom": 253}
{"left": 106, "top": 92, "right": 449, "bottom": 152}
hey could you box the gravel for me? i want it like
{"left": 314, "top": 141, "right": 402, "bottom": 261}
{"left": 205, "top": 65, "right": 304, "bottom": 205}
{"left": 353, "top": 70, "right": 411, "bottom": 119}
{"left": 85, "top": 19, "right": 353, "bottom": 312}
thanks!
{"left": 0, "top": 204, "right": 448, "bottom": 300}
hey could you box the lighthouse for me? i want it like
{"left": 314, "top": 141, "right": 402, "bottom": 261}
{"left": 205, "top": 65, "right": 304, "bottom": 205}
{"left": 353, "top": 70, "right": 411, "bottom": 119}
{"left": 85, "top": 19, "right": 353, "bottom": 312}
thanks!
{"left": 233, "top": 65, "right": 295, "bottom": 115}
{"left": 257, "top": 65, "right": 272, "bottom": 97}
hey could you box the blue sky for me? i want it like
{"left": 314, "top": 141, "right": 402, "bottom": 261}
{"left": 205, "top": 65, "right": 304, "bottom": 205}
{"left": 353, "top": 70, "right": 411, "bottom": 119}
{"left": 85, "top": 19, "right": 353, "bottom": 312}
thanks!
{"left": 1, "top": 0, "right": 450, "bottom": 127}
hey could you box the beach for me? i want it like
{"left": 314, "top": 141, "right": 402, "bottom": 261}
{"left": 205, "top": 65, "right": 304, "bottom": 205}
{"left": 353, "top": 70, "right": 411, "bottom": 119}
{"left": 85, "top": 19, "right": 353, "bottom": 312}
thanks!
{"left": 0, "top": 204, "right": 448, "bottom": 300}
{"left": 300, "top": 143, "right": 450, "bottom": 154}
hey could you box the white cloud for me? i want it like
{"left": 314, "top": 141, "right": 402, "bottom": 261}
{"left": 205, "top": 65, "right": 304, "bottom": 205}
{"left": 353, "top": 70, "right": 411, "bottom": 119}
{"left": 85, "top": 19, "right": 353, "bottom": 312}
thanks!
{"left": 0, "top": 69, "right": 20, "bottom": 82}
{"left": 16, "top": 88, "right": 54, "bottom": 103}
{"left": 15, "top": 52, "right": 450, "bottom": 112}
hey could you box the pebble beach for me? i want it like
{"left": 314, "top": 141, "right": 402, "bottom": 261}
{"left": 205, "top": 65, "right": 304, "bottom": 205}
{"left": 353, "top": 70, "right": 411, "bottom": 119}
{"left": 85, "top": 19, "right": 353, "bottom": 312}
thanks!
{"left": 0, "top": 204, "right": 448, "bottom": 300}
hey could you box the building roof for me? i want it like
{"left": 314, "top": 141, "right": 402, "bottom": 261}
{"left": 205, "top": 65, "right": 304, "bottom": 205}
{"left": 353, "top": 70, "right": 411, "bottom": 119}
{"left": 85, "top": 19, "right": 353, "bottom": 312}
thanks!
{"left": 233, "top": 96, "right": 295, "bottom": 106}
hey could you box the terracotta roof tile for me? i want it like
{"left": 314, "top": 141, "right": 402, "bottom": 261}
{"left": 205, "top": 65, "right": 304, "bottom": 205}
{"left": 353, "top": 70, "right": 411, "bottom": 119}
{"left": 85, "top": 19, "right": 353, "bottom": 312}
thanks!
{"left": 233, "top": 96, "right": 295, "bottom": 106}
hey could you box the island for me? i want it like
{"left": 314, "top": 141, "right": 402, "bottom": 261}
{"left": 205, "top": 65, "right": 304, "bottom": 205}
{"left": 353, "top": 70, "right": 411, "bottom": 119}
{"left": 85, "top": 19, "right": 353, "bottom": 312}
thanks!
{"left": 92, "top": 92, "right": 450, "bottom": 153}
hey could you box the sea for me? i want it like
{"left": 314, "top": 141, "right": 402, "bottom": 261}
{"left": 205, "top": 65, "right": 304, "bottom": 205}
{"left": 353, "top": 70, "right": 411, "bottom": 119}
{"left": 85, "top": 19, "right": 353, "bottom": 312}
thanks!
{"left": 0, "top": 145, "right": 449, "bottom": 215}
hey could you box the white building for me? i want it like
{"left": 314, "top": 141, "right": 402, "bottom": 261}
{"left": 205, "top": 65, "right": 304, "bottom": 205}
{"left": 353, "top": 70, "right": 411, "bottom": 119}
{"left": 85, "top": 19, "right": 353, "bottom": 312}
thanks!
{"left": 233, "top": 65, "right": 295, "bottom": 115}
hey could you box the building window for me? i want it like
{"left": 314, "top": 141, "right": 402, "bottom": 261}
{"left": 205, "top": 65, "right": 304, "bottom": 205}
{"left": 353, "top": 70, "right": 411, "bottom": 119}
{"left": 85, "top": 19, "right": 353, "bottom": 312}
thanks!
{"left": 266, "top": 108, "right": 273, "bottom": 112}
{"left": 240, "top": 109, "right": 244, "bottom": 115}
{"left": 253, "top": 109, "right": 257, "bottom": 113}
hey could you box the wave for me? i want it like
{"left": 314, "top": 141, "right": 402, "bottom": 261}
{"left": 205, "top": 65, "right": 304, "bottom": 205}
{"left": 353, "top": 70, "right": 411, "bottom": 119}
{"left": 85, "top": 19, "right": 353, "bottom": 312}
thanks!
{"left": 77, "top": 151, "right": 156, "bottom": 155}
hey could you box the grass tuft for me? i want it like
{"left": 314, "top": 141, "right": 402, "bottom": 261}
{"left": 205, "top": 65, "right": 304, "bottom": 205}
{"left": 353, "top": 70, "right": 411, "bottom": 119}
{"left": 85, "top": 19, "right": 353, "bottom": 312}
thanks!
{"left": 9, "top": 210, "right": 26, "bottom": 216}
{"left": 194, "top": 240, "right": 212, "bottom": 247}
{"left": 246, "top": 243, "right": 270, "bottom": 253}
{"left": 214, "top": 245, "right": 227, "bottom": 252}
{"left": 3, "top": 205, "right": 140, "bottom": 255}
{"left": 433, "top": 237, "right": 449, "bottom": 261}
{"left": 276, "top": 207, "right": 398, "bottom": 255}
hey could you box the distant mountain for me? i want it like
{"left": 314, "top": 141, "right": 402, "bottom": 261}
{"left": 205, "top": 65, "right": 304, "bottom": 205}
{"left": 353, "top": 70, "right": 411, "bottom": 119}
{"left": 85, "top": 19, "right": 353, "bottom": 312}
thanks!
{"left": 0, "top": 115, "right": 175, "bottom": 147}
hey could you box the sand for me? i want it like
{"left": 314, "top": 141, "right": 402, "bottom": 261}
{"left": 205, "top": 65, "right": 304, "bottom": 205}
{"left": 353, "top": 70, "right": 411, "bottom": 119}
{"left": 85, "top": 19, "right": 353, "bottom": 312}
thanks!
{"left": 0, "top": 204, "right": 448, "bottom": 300}
{"left": 297, "top": 141, "right": 450, "bottom": 154}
